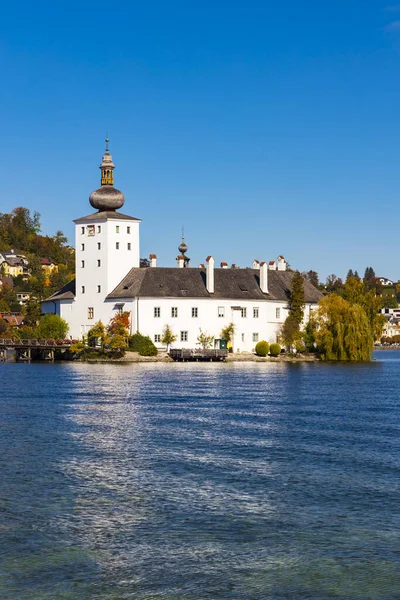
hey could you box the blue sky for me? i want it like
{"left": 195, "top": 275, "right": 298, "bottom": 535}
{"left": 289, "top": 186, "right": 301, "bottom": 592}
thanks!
{"left": 1, "top": 0, "right": 399, "bottom": 280}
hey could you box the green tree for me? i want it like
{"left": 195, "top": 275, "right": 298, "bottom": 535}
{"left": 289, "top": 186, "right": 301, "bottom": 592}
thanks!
{"left": 0, "top": 282, "right": 19, "bottom": 312}
{"left": 221, "top": 323, "right": 235, "bottom": 349}
{"left": 364, "top": 267, "right": 376, "bottom": 281}
{"left": 325, "top": 274, "right": 344, "bottom": 292}
{"left": 346, "top": 269, "right": 354, "bottom": 281}
{"left": 161, "top": 324, "right": 177, "bottom": 351}
{"left": 302, "top": 270, "right": 319, "bottom": 288}
{"left": 48, "top": 265, "right": 72, "bottom": 297}
{"left": 37, "top": 314, "right": 69, "bottom": 339}
{"left": 87, "top": 321, "right": 109, "bottom": 350}
{"left": 341, "top": 276, "right": 385, "bottom": 341}
{"left": 23, "top": 296, "right": 42, "bottom": 326}
{"left": 197, "top": 328, "right": 214, "bottom": 349}
{"left": 314, "top": 295, "right": 374, "bottom": 361}
{"left": 381, "top": 295, "right": 398, "bottom": 309}
{"left": 281, "top": 271, "right": 305, "bottom": 350}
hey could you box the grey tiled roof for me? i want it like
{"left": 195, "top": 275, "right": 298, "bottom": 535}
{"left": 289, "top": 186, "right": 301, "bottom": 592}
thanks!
{"left": 107, "top": 268, "right": 323, "bottom": 303}
{"left": 42, "top": 279, "right": 76, "bottom": 302}
{"left": 74, "top": 211, "right": 141, "bottom": 223}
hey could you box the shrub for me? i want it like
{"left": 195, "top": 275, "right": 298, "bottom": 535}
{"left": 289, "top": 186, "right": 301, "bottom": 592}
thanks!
{"left": 128, "top": 332, "right": 157, "bottom": 356}
{"left": 269, "top": 343, "right": 281, "bottom": 357}
{"left": 255, "top": 340, "right": 269, "bottom": 356}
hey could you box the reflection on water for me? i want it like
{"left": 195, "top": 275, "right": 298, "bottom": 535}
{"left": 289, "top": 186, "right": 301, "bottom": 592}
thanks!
{"left": 1, "top": 354, "right": 400, "bottom": 599}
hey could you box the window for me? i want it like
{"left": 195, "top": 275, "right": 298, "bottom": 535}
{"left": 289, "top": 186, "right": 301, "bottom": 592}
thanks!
{"left": 81, "top": 243, "right": 85, "bottom": 251}
{"left": 218, "top": 306, "right": 225, "bottom": 318}
{"left": 154, "top": 334, "right": 161, "bottom": 343}
{"left": 180, "top": 331, "right": 188, "bottom": 342}
{"left": 88, "top": 307, "right": 94, "bottom": 319}
{"left": 97, "top": 242, "right": 101, "bottom": 250}
{"left": 116, "top": 304, "right": 124, "bottom": 315}
{"left": 97, "top": 285, "right": 101, "bottom": 293}
{"left": 97, "top": 225, "right": 101, "bottom": 233}
{"left": 81, "top": 286, "right": 85, "bottom": 294}
{"left": 127, "top": 243, "right": 131, "bottom": 250}
{"left": 253, "top": 307, "right": 259, "bottom": 318}
{"left": 154, "top": 307, "right": 160, "bottom": 318}
{"left": 81, "top": 227, "right": 85, "bottom": 234}
{"left": 87, "top": 225, "right": 95, "bottom": 236}
{"left": 81, "top": 260, "right": 85, "bottom": 268}
{"left": 192, "top": 307, "right": 198, "bottom": 318}
{"left": 116, "top": 226, "right": 120, "bottom": 233}
{"left": 127, "top": 226, "right": 131, "bottom": 234}
{"left": 171, "top": 307, "right": 178, "bottom": 318}
{"left": 241, "top": 333, "right": 245, "bottom": 342}
{"left": 97, "top": 259, "right": 101, "bottom": 267}
{"left": 252, "top": 333, "right": 259, "bottom": 342}
{"left": 241, "top": 308, "right": 247, "bottom": 318}
{"left": 276, "top": 307, "right": 281, "bottom": 319}
{"left": 116, "top": 242, "right": 119, "bottom": 250}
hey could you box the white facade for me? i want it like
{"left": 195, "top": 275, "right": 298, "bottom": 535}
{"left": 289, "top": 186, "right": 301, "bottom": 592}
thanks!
{"left": 134, "top": 296, "right": 294, "bottom": 350}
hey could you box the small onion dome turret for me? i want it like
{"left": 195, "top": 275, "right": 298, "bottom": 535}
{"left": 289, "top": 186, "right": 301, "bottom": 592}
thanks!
{"left": 178, "top": 237, "right": 188, "bottom": 254}
{"left": 89, "top": 137, "right": 125, "bottom": 211}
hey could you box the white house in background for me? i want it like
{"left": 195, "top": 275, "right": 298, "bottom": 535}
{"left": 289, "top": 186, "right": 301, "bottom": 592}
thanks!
{"left": 42, "top": 141, "right": 322, "bottom": 350}
{"left": 377, "top": 277, "right": 394, "bottom": 286}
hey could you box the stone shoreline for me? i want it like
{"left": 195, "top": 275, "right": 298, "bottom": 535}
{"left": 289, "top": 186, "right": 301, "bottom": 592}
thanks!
{"left": 84, "top": 351, "right": 320, "bottom": 364}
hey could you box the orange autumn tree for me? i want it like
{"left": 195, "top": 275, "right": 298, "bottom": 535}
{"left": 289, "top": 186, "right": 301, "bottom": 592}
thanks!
{"left": 107, "top": 311, "right": 130, "bottom": 350}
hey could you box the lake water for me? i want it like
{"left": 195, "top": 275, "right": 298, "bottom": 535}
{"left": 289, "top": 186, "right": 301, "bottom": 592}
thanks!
{"left": 1, "top": 352, "right": 400, "bottom": 599}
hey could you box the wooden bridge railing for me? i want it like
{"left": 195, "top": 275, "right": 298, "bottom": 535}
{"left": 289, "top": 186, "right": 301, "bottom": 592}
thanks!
{"left": 0, "top": 339, "right": 73, "bottom": 348}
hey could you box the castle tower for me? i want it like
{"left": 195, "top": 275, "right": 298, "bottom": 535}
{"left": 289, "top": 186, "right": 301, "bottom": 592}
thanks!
{"left": 73, "top": 139, "right": 141, "bottom": 320}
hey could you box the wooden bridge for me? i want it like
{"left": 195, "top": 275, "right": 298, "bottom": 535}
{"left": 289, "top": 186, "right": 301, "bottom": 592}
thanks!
{"left": 0, "top": 339, "right": 73, "bottom": 362}
{"left": 169, "top": 348, "right": 228, "bottom": 362}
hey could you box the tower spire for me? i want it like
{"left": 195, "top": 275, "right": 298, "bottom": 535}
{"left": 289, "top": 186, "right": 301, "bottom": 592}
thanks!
{"left": 100, "top": 134, "right": 114, "bottom": 185}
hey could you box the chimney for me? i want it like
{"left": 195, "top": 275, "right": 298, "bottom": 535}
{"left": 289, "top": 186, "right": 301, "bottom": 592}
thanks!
{"left": 149, "top": 254, "right": 157, "bottom": 268}
{"left": 260, "top": 262, "right": 269, "bottom": 294}
{"left": 220, "top": 262, "right": 228, "bottom": 269}
{"left": 252, "top": 260, "right": 260, "bottom": 270}
{"left": 268, "top": 260, "right": 277, "bottom": 271}
{"left": 176, "top": 255, "right": 185, "bottom": 268}
{"left": 198, "top": 263, "right": 205, "bottom": 268}
{"left": 206, "top": 256, "right": 214, "bottom": 293}
{"left": 277, "top": 256, "right": 287, "bottom": 271}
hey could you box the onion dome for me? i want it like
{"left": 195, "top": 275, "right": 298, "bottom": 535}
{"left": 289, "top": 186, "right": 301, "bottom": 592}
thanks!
{"left": 178, "top": 239, "right": 188, "bottom": 254}
{"left": 89, "top": 137, "right": 125, "bottom": 211}
{"left": 177, "top": 229, "right": 190, "bottom": 267}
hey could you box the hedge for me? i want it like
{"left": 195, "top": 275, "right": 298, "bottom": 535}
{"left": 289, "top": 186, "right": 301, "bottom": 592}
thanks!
{"left": 128, "top": 332, "right": 158, "bottom": 356}
{"left": 255, "top": 340, "right": 269, "bottom": 356}
{"left": 269, "top": 343, "right": 281, "bottom": 357}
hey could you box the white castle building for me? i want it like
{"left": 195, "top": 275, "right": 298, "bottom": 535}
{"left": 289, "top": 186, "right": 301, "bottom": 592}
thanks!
{"left": 42, "top": 141, "right": 322, "bottom": 351}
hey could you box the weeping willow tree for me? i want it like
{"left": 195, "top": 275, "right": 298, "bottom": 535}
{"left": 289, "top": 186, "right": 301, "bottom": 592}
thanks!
{"left": 313, "top": 295, "right": 374, "bottom": 361}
